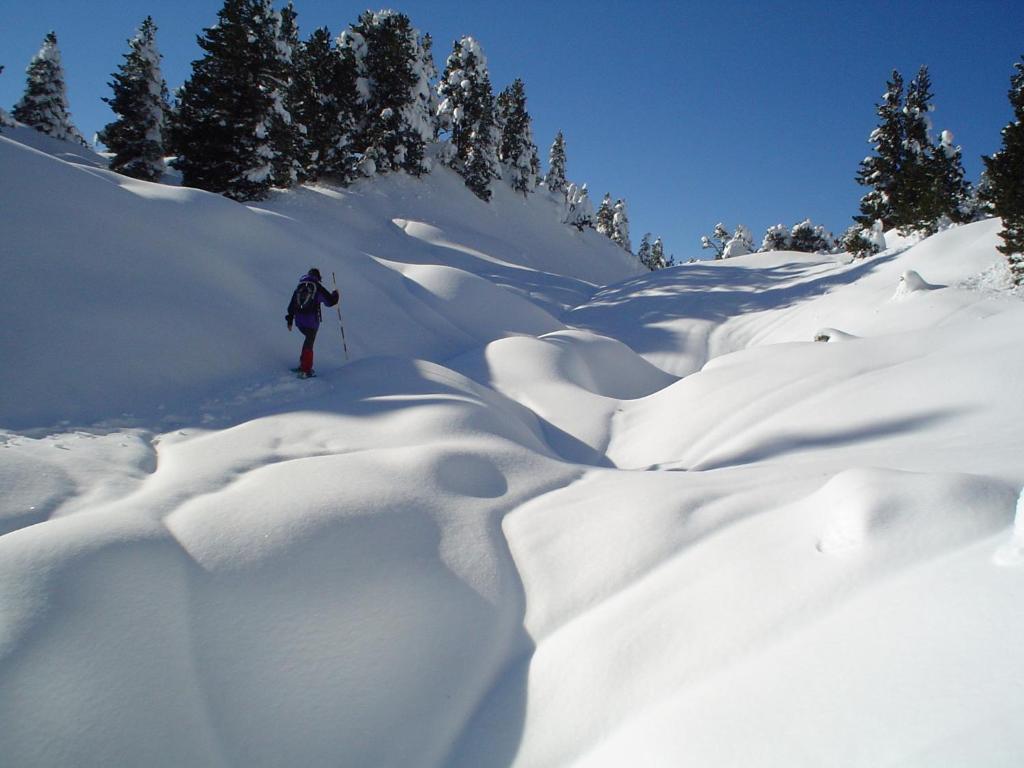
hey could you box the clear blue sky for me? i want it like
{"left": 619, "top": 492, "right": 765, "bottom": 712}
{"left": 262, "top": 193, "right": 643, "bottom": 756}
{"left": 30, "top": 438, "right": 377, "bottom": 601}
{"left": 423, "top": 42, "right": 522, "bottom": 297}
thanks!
{"left": 3, "top": 0, "right": 1022, "bottom": 260}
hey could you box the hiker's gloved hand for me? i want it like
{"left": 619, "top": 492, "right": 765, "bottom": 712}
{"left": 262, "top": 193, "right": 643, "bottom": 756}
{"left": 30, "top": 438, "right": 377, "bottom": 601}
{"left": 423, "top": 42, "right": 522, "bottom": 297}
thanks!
{"left": 332, "top": 289, "right": 340, "bottom": 301}
{"left": 286, "top": 315, "right": 293, "bottom": 331}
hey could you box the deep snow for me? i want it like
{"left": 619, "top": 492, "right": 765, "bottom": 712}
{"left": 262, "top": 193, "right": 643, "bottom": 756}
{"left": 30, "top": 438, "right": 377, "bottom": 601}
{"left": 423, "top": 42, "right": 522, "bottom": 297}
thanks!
{"left": 1, "top": 125, "right": 1023, "bottom": 767}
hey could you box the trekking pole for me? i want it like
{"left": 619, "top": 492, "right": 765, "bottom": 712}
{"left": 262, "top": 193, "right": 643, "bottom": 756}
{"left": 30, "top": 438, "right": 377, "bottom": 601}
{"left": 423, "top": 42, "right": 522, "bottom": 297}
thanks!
{"left": 332, "top": 271, "right": 350, "bottom": 360}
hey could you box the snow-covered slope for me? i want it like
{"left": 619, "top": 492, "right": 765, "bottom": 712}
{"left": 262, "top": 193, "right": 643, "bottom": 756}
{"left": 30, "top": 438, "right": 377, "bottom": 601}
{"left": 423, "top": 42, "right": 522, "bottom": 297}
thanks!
{"left": 1, "top": 126, "right": 638, "bottom": 430}
{"left": 1, "top": 128, "right": 1023, "bottom": 768}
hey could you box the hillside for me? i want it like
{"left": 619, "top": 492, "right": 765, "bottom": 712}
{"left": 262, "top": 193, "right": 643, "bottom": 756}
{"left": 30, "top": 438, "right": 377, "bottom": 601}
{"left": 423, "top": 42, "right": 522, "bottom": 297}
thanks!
{"left": 1, "top": 127, "right": 1023, "bottom": 767}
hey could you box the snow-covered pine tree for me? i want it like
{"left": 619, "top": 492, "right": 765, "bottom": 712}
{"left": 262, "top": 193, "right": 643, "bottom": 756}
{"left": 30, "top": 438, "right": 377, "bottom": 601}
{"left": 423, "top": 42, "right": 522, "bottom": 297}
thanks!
{"left": 982, "top": 55, "right": 1024, "bottom": 285}
{"left": 704, "top": 223, "right": 753, "bottom": 258}
{"left": 339, "top": 10, "right": 434, "bottom": 177}
{"left": 13, "top": 32, "right": 87, "bottom": 145}
{"left": 651, "top": 237, "right": 671, "bottom": 269}
{"left": 291, "top": 26, "right": 359, "bottom": 182}
{"left": 98, "top": 17, "right": 169, "bottom": 181}
{"left": 612, "top": 199, "right": 632, "bottom": 252}
{"left": 564, "top": 182, "right": 594, "bottom": 230}
{"left": 971, "top": 169, "right": 997, "bottom": 220}
{"left": 637, "top": 233, "right": 653, "bottom": 269}
{"left": 170, "top": 0, "right": 282, "bottom": 200}
{"left": 0, "top": 67, "right": 15, "bottom": 129}
{"left": 701, "top": 222, "right": 730, "bottom": 258}
{"left": 841, "top": 223, "right": 883, "bottom": 258}
{"left": 595, "top": 193, "right": 615, "bottom": 238}
{"left": 267, "top": 1, "right": 304, "bottom": 188}
{"left": 789, "top": 219, "right": 834, "bottom": 253}
{"left": 462, "top": 80, "right": 501, "bottom": 202}
{"left": 436, "top": 36, "right": 500, "bottom": 200}
{"left": 932, "top": 129, "right": 973, "bottom": 225}
{"left": 897, "top": 65, "right": 941, "bottom": 233}
{"left": 436, "top": 39, "right": 468, "bottom": 161}
{"left": 496, "top": 78, "right": 540, "bottom": 195}
{"left": 722, "top": 224, "right": 755, "bottom": 258}
{"left": 855, "top": 70, "right": 904, "bottom": 230}
{"left": 761, "top": 223, "right": 790, "bottom": 251}
{"left": 545, "top": 131, "right": 567, "bottom": 195}
{"left": 417, "top": 33, "right": 440, "bottom": 142}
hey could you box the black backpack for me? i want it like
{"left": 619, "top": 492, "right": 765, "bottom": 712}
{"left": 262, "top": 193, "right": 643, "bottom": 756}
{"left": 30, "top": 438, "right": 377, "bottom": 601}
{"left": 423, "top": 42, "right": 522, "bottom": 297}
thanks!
{"left": 294, "top": 281, "right": 318, "bottom": 311}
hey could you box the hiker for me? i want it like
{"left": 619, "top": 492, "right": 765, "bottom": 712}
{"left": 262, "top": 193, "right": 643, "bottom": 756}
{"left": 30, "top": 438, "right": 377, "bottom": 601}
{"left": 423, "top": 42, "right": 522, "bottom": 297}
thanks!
{"left": 286, "top": 267, "right": 339, "bottom": 378}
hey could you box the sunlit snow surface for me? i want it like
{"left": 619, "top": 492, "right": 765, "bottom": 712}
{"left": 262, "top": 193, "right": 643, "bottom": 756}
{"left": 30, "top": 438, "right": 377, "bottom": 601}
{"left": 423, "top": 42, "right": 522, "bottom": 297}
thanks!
{"left": 2, "top": 128, "right": 1023, "bottom": 767}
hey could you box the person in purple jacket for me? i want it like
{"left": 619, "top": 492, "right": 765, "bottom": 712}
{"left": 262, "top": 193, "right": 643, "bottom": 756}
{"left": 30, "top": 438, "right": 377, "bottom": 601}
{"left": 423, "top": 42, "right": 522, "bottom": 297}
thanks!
{"left": 286, "top": 268, "right": 339, "bottom": 378}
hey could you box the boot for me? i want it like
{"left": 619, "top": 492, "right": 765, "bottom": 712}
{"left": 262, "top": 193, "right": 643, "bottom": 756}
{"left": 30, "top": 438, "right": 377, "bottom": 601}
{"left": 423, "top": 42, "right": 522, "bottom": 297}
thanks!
{"left": 299, "top": 347, "right": 315, "bottom": 377}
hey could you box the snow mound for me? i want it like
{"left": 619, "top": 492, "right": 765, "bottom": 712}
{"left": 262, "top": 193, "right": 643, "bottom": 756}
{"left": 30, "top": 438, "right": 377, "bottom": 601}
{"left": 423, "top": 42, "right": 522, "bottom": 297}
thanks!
{"left": 450, "top": 330, "right": 677, "bottom": 465}
{"left": 891, "top": 269, "right": 942, "bottom": 299}
{"left": 0, "top": 430, "right": 155, "bottom": 535}
{"left": 815, "top": 467, "right": 1016, "bottom": 558}
{"left": 994, "top": 488, "right": 1024, "bottom": 567}
{"left": 813, "top": 327, "right": 858, "bottom": 342}
{"left": 0, "top": 355, "right": 583, "bottom": 767}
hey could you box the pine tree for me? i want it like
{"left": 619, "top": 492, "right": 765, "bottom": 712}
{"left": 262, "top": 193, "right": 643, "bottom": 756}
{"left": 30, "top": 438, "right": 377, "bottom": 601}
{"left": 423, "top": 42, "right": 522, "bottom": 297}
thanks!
{"left": 932, "top": 129, "right": 973, "bottom": 224}
{"left": 789, "top": 219, "right": 834, "bottom": 252}
{"left": 651, "top": 237, "right": 671, "bottom": 269}
{"left": 637, "top": 233, "right": 653, "bottom": 269}
{"left": 982, "top": 55, "right": 1024, "bottom": 285}
{"left": 898, "top": 65, "right": 940, "bottom": 232}
{"left": 855, "top": 70, "right": 904, "bottom": 230}
{"left": 612, "top": 199, "right": 632, "bottom": 252}
{"left": 417, "top": 33, "right": 440, "bottom": 141}
{"left": 972, "top": 169, "right": 997, "bottom": 220}
{"left": 13, "top": 32, "right": 87, "bottom": 145}
{"left": 545, "top": 131, "right": 567, "bottom": 194}
{"left": 841, "top": 223, "right": 883, "bottom": 259}
{"left": 701, "top": 223, "right": 730, "bottom": 258}
{"left": 291, "top": 27, "right": 359, "bottom": 182}
{"left": 268, "top": 1, "right": 303, "bottom": 188}
{"left": 339, "top": 10, "right": 434, "bottom": 177}
{"left": 496, "top": 79, "right": 540, "bottom": 195}
{"left": 436, "top": 39, "right": 469, "bottom": 161}
{"left": 436, "top": 36, "right": 500, "bottom": 199}
{"left": 463, "top": 80, "right": 501, "bottom": 201}
{"left": 564, "top": 182, "right": 594, "bottom": 230}
{"left": 0, "top": 67, "right": 15, "bottom": 129}
{"left": 98, "top": 17, "right": 169, "bottom": 181}
{"left": 761, "top": 224, "right": 790, "bottom": 251}
{"left": 703, "top": 223, "right": 753, "bottom": 259}
{"left": 170, "top": 0, "right": 283, "bottom": 200}
{"left": 595, "top": 193, "right": 615, "bottom": 237}
{"left": 722, "top": 225, "right": 755, "bottom": 258}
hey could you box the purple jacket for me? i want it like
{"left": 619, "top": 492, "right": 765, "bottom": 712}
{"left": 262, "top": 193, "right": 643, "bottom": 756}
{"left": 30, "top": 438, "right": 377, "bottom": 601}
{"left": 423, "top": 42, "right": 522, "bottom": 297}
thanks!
{"left": 286, "top": 274, "right": 339, "bottom": 331}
